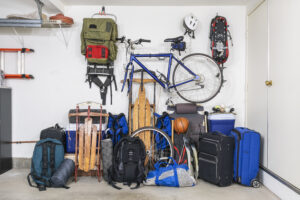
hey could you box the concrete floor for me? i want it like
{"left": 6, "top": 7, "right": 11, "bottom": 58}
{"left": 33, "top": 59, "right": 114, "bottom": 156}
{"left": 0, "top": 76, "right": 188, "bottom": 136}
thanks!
{"left": 0, "top": 169, "right": 279, "bottom": 200}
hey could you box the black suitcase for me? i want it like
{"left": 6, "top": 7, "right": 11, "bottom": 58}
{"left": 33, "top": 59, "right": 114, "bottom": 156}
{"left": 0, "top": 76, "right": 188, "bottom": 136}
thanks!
{"left": 40, "top": 124, "right": 66, "bottom": 148}
{"left": 198, "top": 132, "right": 234, "bottom": 186}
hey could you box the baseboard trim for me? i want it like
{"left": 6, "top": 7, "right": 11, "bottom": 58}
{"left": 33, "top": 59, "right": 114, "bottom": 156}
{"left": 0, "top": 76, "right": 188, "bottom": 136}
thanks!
{"left": 259, "top": 168, "right": 300, "bottom": 200}
{"left": 261, "top": 166, "right": 300, "bottom": 195}
{"left": 13, "top": 158, "right": 31, "bottom": 169}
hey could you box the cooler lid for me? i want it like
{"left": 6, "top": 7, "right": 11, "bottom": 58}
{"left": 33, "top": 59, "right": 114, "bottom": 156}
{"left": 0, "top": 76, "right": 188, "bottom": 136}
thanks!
{"left": 208, "top": 113, "right": 235, "bottom": 120}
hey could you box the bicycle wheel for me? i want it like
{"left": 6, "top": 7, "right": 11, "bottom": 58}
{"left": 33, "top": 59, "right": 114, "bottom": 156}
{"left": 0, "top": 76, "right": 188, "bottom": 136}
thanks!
{"left": 172, "top": 53, "right": 223, "bottom": 103}
{"left": 131, "top": 126, "right": 174, "bottom": 170}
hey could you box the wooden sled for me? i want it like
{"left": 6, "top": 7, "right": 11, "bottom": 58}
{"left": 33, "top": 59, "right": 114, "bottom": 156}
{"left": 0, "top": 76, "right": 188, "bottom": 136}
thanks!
{"left": 122, "top": 76, "right": 157, "bottom": 166}
{"left": 69, "top": 101, "right": 108, "bottom": 182}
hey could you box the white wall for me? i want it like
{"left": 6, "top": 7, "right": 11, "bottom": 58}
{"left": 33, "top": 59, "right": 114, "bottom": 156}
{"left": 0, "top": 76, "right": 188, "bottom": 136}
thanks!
{"left": 0, "top": 5, "right": 246, "bottom": 157}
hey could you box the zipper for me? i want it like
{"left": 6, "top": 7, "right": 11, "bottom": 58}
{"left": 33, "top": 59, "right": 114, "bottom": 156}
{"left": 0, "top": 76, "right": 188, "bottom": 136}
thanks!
{"left": 198, "top": 156, "right": 216, "bottom": 164}
{"left": 198, "top": 152, "right": 218, "bottom": 179}
{"left": 232, "top": 129, "right": 241, "bottom": 182}
{"left": 202, "top": 137, "right": 219, "bottom": 143}
{"left": 201, "top": 139, "right": 221, "bottom": 153}
{"left": 202, "top": 137, "right": 222, "bottom": 151}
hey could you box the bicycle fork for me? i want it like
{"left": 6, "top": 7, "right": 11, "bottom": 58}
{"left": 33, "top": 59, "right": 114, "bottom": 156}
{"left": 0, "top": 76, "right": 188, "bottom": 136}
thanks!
{"left": 121, "top": 62, "right": 134, "bottom": 94}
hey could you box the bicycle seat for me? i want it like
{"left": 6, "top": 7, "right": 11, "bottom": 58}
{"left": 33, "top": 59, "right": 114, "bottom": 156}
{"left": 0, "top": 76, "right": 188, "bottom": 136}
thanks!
{"left": 164, "top": 36, "right": 184, "bottom": 43}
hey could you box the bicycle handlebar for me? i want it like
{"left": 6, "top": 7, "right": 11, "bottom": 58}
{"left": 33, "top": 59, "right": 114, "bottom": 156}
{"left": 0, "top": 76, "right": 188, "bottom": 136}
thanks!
{"left": 117, "top": 36, "right": 151, "bottom": 45}
{"left": 116, "top": 36, "right": 126, "bottom": 43}
{"left": 139, "top": 39, "right": 151, "bottom": 43}
{"left": 118, "top": 36, "right": 151, "bottom": 52}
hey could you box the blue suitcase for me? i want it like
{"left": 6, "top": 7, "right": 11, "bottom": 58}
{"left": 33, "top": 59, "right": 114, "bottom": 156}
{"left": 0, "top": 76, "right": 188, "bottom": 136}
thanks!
{"left": 230, "top": 127, "right": 261, "bottom": 187}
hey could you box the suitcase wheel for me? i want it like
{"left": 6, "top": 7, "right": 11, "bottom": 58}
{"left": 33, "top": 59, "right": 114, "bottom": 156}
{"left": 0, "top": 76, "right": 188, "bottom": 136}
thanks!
{"left": 251, "top": 179, "right": 261, "bottom": 188}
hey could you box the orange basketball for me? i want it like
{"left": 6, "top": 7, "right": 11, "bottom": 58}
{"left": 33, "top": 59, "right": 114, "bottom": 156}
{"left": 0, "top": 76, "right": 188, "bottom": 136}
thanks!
{"left": 174, "top": 117, "right": 189, "bottom": 134}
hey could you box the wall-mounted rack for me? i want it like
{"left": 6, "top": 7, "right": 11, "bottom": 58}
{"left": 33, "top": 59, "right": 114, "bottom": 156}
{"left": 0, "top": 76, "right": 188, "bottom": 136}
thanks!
{"left": 0, "top": 19, "right": 42, "bottom": 28}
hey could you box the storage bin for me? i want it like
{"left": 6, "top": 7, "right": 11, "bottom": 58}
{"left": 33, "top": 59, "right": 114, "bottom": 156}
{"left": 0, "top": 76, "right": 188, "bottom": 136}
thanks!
{"left": 208, "top": 113, "right": 235, "bottom": 135}
{"left": 66, "top": 130, "right": 76, "bottom": 153}
{"left": 65, "top": 129, "right": 105, "bottom": 153}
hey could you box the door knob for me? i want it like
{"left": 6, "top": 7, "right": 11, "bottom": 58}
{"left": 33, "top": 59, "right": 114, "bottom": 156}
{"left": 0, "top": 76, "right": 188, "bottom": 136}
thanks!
{"left": 265, "top": 80, "right": 272, "bottom": 86}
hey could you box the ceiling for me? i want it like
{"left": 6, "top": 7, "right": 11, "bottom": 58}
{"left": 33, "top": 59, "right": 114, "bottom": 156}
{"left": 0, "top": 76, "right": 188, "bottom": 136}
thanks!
{"left": 60, "top": 0, "right": 262, "bottom": 6}
{"left": 53, "top": 0, "right": 264, "bottom": 14}
{"left": 0, "top": 0, "right": 264, "bottom": 15}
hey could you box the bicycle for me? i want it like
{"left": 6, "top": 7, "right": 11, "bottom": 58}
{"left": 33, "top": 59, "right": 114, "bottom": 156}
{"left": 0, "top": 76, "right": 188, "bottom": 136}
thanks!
{"left": 131, "top": 126, "right": 173, "bottom": 171}
{"left": 119, "top": 36, "right": 223, "bottom": 103}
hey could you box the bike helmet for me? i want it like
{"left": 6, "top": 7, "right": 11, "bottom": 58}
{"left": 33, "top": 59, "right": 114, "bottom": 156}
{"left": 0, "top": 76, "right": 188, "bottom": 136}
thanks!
{"left": 183, "top": 14, "right": 199, "bottom": 38}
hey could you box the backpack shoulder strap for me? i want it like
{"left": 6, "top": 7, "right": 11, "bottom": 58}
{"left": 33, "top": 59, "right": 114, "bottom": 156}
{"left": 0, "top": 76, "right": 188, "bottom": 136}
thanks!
{"left": 49, "top": 143, "right": 56, "bottom": 176}
{"left": 107, "top": 138, "right": 126, "bottom": 190}
{"left": 41, "top": 142, "right": 48, "bottom": 177}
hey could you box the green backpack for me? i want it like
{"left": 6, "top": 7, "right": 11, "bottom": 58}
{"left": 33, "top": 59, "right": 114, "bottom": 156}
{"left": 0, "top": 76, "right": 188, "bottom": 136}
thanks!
{"left": 81, "top": 18, "right": 118, "bottom": 65}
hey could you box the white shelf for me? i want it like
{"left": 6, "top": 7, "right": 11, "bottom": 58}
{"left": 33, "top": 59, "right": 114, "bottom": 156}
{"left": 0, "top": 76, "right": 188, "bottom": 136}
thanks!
{"left": 42, "top": 20, "right": 72, "bottom": 28}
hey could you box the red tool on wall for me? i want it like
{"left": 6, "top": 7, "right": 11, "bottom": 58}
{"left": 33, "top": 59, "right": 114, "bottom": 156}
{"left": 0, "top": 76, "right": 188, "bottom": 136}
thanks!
{"left": 0, "top": 48, "right": 35, "bottom": 84}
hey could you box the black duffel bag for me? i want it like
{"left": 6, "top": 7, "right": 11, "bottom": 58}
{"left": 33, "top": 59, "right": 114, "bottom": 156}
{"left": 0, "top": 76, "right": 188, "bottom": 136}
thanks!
{"left": 40, "top": 124, "right": 66, "bottom": 148}
{"left": 51, "top": 159, "right": 75, "bottom": 188}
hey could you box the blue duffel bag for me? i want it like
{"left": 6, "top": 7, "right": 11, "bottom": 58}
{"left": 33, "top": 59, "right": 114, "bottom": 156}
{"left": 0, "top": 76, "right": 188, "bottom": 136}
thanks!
{"left": 144, "top": 157, "right": 195, "bottom": 187}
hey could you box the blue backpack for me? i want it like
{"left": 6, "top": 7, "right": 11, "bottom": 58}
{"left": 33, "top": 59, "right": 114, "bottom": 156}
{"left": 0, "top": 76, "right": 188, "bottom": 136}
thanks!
{"left": 27, "top": 138, "right": 65, "bottom": 191}
{"left": 154, "top": 112, "right": 173, "bottom": 150}
{"left": 105, "top": 113, "right": 128, "bottom": 146}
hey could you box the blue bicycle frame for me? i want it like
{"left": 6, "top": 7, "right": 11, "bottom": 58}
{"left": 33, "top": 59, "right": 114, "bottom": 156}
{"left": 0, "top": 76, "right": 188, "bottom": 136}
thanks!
{"left": 121, "top": 53, "right": 200, "bottom": 93}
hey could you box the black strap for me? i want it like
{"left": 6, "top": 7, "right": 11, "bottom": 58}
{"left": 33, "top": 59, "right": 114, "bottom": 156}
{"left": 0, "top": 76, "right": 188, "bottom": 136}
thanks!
{"left": 27, "top": 173, "right": 49, "bottom": 191}
{"left": 41, "top": 143, "right": 48, "bottom": 177}
{"left": 27, "top": 173, "right": 36, "bottom": 188}
{"left": 49, "top": 143, "right": 56, "bottom": 176}
{"left": 87, "top": 66, "right": 117, "bottom": 105}
{"left": 130, "top": 183, "right": 140, "bottom": 189}
{"left": 62, "top": 185, "right": 70, "bottom": 189}
{"left": 107, "top": 166, "right": 122, "bottom": 190}
{"left": 110, "top": 76, "right": 113, "bottom": 105}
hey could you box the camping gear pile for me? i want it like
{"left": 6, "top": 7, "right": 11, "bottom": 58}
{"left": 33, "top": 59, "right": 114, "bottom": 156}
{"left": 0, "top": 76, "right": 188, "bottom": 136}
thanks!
{"left": 26, "top": 8, "right": 262, "bottom": 192}
{"left": 28, "top": 102, "right": 261, "bottom": 191}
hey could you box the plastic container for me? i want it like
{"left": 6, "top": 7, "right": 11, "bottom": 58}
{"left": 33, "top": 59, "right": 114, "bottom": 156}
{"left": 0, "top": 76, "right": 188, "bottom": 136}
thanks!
{"left": 65, "top": 129, "right": 104, "bottom": 153}
{"left": 208, "top": 113, "right": 235, "bottom": 135}
{"left": 66, "top": 130, "right": 76, "bottom": 153}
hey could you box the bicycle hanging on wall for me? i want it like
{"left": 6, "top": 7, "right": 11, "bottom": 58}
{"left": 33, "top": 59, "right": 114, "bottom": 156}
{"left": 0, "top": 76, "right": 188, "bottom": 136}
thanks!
{"left": 119, "top": 36, "right": 223, "bottom": 103}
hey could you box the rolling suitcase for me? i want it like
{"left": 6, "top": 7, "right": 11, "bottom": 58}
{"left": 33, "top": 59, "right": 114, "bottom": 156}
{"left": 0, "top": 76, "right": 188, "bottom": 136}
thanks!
{"left": 230, "top": 127, "right": 261, "bottom": 187}
{"left": 198, "top": 132, "right": 235, "bottom": 186}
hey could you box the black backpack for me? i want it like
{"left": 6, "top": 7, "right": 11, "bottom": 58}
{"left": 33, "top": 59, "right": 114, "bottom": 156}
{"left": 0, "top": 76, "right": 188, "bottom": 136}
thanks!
{"left": 40, "top": 124, "right": 66, "bottom": 149}
{"left": 209, "top": 15, "right": 233, "bottom": 66}
{"left": 108, "top": 137, "right": 146, "bottom": 189}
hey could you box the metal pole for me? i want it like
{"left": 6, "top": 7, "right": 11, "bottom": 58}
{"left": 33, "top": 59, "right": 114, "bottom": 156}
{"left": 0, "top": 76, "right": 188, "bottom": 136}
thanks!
{"left": 21, "top": 52, "right": 25, "bottom": 74}
{"left": 0, "top": 52, "right": 4, "bottom": 72}
{"left": 17, "top": 51, "right": 21, "bottom": 74}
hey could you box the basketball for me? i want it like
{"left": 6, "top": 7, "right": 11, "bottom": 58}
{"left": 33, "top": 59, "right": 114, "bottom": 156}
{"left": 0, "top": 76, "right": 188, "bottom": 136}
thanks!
{"left": 174, "top": 117, "right": 189, "bottom": 134}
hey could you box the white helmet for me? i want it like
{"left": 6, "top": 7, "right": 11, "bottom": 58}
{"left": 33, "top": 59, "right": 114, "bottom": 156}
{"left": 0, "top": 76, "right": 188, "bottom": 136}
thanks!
{"left": 183, "top": 14, "right": 199, "bottom": 38}
{"left": 184, "top": 14, "right": 199, "bottom": 31}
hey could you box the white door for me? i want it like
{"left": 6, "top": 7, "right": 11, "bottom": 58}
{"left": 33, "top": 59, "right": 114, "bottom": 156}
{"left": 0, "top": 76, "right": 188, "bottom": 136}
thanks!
{"left": 247, "top": 1, "right": 269, "bottom": 167}
{"left": 268, "top": 0, "right": 300, "bottom": 188}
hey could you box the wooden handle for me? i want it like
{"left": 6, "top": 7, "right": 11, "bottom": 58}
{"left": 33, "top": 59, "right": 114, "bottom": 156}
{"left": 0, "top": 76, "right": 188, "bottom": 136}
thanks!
{"left": 69, "top": 112, "right": 109, "bottom": 117}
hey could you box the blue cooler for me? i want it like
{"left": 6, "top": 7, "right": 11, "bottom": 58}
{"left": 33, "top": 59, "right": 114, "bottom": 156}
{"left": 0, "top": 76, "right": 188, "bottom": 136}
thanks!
{"left": 66, "top": 130, "right": 76, "bottom": 153}
{"left": 208, "top": 113, "right": 235, "bottom": 135}
{"left": 65, "top": 129, "right": 105, "bottom": 153}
